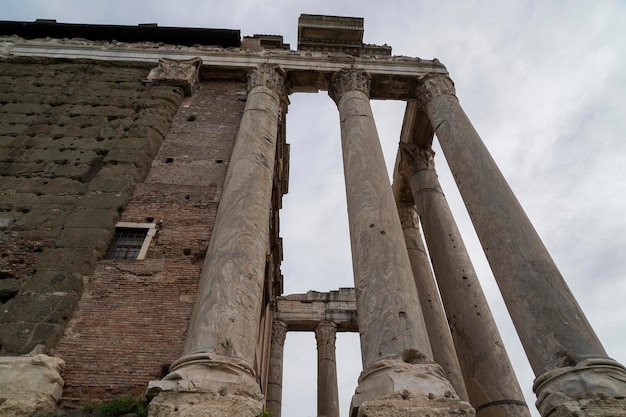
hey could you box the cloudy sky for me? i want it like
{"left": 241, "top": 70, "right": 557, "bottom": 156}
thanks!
{"left": 4, "top": 1, "right": 626, "bottom": 416}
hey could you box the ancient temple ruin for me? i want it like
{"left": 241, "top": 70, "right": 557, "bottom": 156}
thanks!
{"left": 1, "top": 14, "right": 625, "bottom": 417}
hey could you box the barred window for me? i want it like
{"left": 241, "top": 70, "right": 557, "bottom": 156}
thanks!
{"left": 106, "top": 222, "right": 156, "bottom": 260}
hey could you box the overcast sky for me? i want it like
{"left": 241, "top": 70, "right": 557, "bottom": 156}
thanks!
{"left": 4, "top": 1, "right": 626, "bottom": 416}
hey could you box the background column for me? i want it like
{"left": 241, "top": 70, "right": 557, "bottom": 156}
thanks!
{"left": 315, "top": 322, "right": 340, "bottom": 417}
{"left": 267, "top": 321, "right": 288, "bottom": 417}
{"left": 400, "top": 144, "right": 529, "bottom": 417}
{"left": 397, "top": 202, "right": 468, "bottom": 402}
{"left": 417, "top": 74, "right": 626, "bottom": 417}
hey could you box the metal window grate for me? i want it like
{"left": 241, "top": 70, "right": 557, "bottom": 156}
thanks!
{"left": 106, "top": 227, "right": 148, "bottom": 260}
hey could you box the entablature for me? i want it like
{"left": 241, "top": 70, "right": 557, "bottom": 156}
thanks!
{"left": 0, "top": 37, "right": 448, "bottom": 100}
{"left": 275, "top": 288, "right": 357, "bottom": 332}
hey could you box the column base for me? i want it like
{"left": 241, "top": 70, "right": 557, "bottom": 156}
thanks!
{"left": 146, "top": 353, "right": 263, "bottom": 417}
{"left": 0, "top": 352, "right": 65, "bottom": 417}
{"left": 533, "top": 358, "right": 626, "bottom": 417}
{"left": 350, "top": 359, "right": 474, "bottom": 417}
{"left": 545, "top": 398, "right": 626, "bottom": 417}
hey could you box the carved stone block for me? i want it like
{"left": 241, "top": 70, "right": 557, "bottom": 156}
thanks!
{"left": 146, "top": 57, "right": 202, "bottom": 96}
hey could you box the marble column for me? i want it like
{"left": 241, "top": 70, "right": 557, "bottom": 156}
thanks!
{"left": 315, "top": 322, "right": 340, "bottom": 417}
{"left": 397, "top": 202, "right": 468, "bottom": 402}
{"left": 147, "top": 64, "right": 287, "bottom": 417}
{"left": 329, "top": 69, "right": 473, "bottom": 417}
{"left": 400, "top": 144, "right": 529, "bottom": 417}
{"left": 416, "top": 74, "right": 626, "bottom": 417}
{"left": 267, "top": 321, "right": 288, "bottom": 417}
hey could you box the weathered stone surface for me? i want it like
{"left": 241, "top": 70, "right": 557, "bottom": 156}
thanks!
{"left": 351, "top": 360, "right": 473, "bottom": 417}
{"left": 533, "top": 359, "right": 626, "bottom": 417}
{"left": 0, "top": 60, "right": 183, "bottom": 355}
{"left": 146, "top": 58, "right": 202, "bottom": 96}
{"left": 357, "top": 395, "right": 474, "bottom": 417}
{"left": 546, "top": 398, "right": 626, "bottom": 417}
{"left": 0, "top": 354, "right": 65, "bottom": 417}
{"left": 0, "top": 278, "right": 20, "bottom": 303}
{"left": 147, "top": 392, "right": 263, "bottom": 417}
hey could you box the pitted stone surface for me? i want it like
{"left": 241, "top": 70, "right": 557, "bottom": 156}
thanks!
{"left": 0, "top": 60, "right": 184, "bottom": 355}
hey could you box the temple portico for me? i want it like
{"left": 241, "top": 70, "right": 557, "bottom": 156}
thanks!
{"left": 0, "top": 13, "right": 624, "bottom": 417}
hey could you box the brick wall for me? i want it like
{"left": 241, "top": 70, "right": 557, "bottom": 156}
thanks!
{"left": 54, "top": 80, "right": 247, "bottom": 405}
{"left": 0, "top": 60, "right": 184, "bottom": 355}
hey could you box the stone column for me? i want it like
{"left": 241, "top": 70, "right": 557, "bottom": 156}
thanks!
{"left": 416, "top": 74, "right": 626, "bottom": 417}
{"left": 400, "top": 145, "right": 529, "bottom": 417}
{"left": 315, "top": 322, "right": 340, "bottom": 417}
{"left": 397, "top": 202, "right": 468, "bottom": 402}
{"left": 147, "top": 64, "right": 287, "bottom": 417}
{"left": 329, "top": 69, "right": 473, "bottom": 417}
{"left": 266, "top": 321, "right": 288, "bottom": 417}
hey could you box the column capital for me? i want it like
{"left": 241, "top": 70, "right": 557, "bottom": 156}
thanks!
{"left": 314, "top": 321, "right": 337, "bottom": 346}
{"left": 248, "top": 64, "right": 288, "bottom": 97}
{"left": 415, "top": 74, "right": 455, "bottom": 108}
{"left": 397, "top": 203, "right": 420, "bottom": 231}
{"left": 328, "top": 69, "right": 371, "bottom": 104}
{"left": 399, "top": 143, "right": 436, "bottom": 179}
{"left": 271, "top": 320, "right": 288, "bottom": 348}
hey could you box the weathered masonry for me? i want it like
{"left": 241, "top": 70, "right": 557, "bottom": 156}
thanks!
{"left": 0, "top": 14, "right": 625, "bottom": 417}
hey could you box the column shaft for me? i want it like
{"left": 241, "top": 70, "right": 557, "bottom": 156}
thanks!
{"left": 400, "top": 145, "right": 529, "bottom": 417}
{"left": 315, "top": 322, "right": 340, "bottom": 417}
{"left": 330, "top": 70, "right": 432, "bottom": 367}
{"left": 155, "top": 64, "right": 287, "bottom": 398}
{"left": 417, "top": 74, "right": 626, "bottom": 416}
{"left": 330, "top": 70, "right": 472, "bottom": 417}
{"left": 397, "top": 202, "right": 468, "bottom": 402}
{"left": 267, "top": 321, "right": 288, "bottom": 417}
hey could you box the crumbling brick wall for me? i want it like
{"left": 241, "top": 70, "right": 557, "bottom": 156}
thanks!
{"left": 53, "top": 80, "right": 246, "bottom": 405}
{"left": 0, "top": 59, "right": 184, "bottom": 355}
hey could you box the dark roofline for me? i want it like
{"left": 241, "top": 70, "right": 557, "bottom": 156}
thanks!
{"left": 0, "top": 20, "right": 241, "bottom": 48}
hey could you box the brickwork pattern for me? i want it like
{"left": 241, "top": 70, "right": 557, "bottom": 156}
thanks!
{"left": 54, "top": 80, "right": 246, "bottom": 406}
{"left": 0, "top": 60, "right": 184, "bottom": 355}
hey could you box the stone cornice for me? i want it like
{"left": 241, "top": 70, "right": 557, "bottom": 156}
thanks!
{"left": 0, "top": 36, "right": 448, "bottom": 100}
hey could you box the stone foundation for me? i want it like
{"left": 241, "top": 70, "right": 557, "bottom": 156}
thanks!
{"left": 357, "top": 395, "right": 474, "bottom": 417}
{"left": 148, "top": 392, "right": 263, "bottom": 417}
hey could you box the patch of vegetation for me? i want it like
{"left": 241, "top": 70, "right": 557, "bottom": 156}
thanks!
{"left": 84, "top": 396, "right": 148, "bottom": 417}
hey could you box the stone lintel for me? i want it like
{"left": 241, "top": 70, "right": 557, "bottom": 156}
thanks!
{"left": 0, "top": 37, "right": 448, "bottom": 100}
{"left": 274, "top": 288, "right": 357, "bottom": 332}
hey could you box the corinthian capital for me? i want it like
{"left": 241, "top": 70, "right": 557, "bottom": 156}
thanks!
{"left": 328, "top": 69, "right": 371, "bottom": 104}
{"left": 415, "top": 75, "right": 455, "bottom": 108}
{"left": 314, "top": 321, "right": 337, "bottom": 346}
{"left": 271, "top": 320, "right": 288, "bottom": 347}
{"left": 397, "top": 203, "right": 420, "bottom": 230}
{"left": 248, "top": 64, "right": 288, "bottom": 96}
{"left": 399, "top": 142, "right": 436, "bottom": 179}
